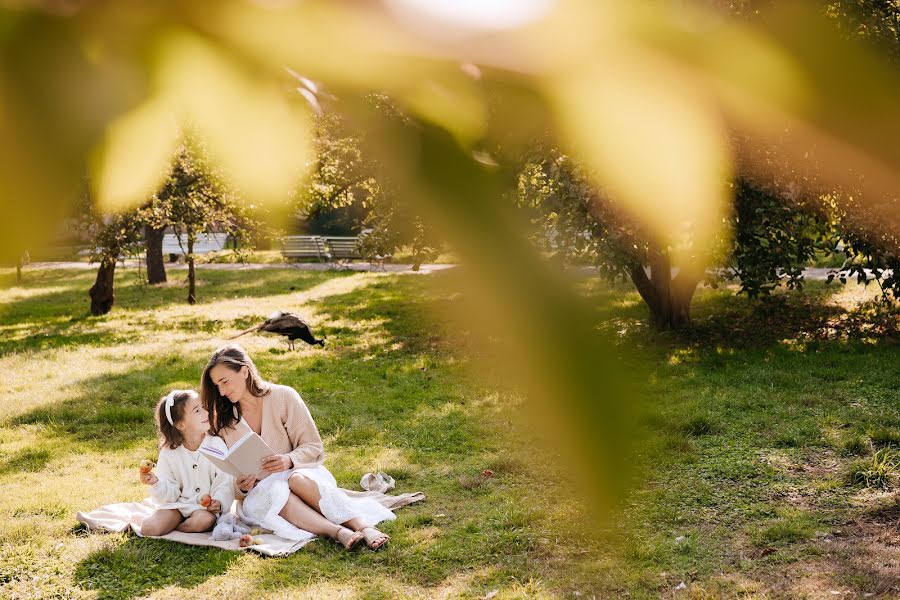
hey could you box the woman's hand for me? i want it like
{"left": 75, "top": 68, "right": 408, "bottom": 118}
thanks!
{"left": 261, "top": 454, "right": 293, "bottom": 473}
{"left": 236, "top": 474, "right": 257, "bottom": 494}
{"left": 139, "top": 471, "right": 158, "bottom": 485}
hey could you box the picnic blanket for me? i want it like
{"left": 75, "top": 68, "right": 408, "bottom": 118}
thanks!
{"left": 76, "top": 487, "right": 425, "bottom": 557}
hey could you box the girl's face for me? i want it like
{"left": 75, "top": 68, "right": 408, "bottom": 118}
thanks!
{"left": 209, "top": 364, "right": 249, "bottom": 404}
{"left": 176, "top": 395, "right": 209, "bottom": 434}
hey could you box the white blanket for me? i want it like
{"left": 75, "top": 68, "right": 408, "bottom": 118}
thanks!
{"left": 76, "top": 488, "right": 426, "bottom": 557}
{"left": 76, "top": 500, "right": 311, "bottom": 557}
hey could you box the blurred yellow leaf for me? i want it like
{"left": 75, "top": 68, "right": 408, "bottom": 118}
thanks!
{"left": 549, "top": 54, "right": 730, "bottom": 255}
{"left": 401, "top": 73, "right": 487, "bottom": 147}
{"left": 155, "top": 29, "right": 313, "bottom": 207}
{"left": 91, "top": 96, "right": 179, "bottom": 212}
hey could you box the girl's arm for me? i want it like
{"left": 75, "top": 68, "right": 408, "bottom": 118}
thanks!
{"left": 282, "top": 387, "right": 325, "bottom": 468}
{"left": 149, "top": 450, "right": 181, "bottom": 504}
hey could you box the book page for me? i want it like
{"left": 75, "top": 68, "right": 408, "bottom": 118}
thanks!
{"left": 226, "top": 432, "right": 275, "bottom": 480}
{"left": 198, "top": 448, "right": 244, "bottom": 479}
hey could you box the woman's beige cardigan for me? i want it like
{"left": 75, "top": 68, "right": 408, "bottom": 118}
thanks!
{"left": 220, "top": 384, "right": 325, "bottom": 495}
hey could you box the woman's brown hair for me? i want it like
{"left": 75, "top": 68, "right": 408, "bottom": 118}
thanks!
{"left": 155, "top": 390, "right": 198, "bottom": 450}
{"left": 201, "top": 343, "right": 270, "bottom": 435}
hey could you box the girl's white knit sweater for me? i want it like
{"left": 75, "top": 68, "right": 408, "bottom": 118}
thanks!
{"left": 150, "top": 436, "right": 235, "bottom": 510}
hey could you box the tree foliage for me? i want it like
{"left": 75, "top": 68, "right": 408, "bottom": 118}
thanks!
{"left": 514, "top": 147, "right": 713, "bottom": 329}
{"left": 81, "top": 140, "right": 270, "bottom": 311}
{"left": 296, "top": 109, "right": 440, "bottom": 268}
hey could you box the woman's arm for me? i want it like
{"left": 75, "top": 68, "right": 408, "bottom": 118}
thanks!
{"left": 281, "top": 387, "right": 325, "bottom": 468}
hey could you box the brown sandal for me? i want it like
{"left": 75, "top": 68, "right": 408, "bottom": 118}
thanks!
{"left": 361, "top": 527, "right": 389, "bottom": 550}
{"left": 336, "top": 527, "right": 364, "bottom": 551}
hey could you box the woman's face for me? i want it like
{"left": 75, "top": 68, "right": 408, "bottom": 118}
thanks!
{"left": 209, "top": 364, "right": 249, "bottom": 404}
{"left": 177, "top": 395, "right": 209, "bottom": 434}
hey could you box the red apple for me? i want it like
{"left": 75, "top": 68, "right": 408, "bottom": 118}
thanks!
{"left": 139, "top": 460, "right": 154, "bottom": 474}
{"left": 481, "top": 469, "right": 494, "bottom": 478}
{"left": 199, "top": 494, "right": 212, "bottom": 508}
{"left": 239, "top": 534, "right": 253, "bottom": 547}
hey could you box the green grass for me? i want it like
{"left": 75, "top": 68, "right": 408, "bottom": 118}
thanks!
{"left": 1, "top": 266, "right": 898, "bottom": 598}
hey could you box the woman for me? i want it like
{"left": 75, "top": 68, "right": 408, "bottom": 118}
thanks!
{"left": 201, "top": 344, "right": 392, "bottom": 550}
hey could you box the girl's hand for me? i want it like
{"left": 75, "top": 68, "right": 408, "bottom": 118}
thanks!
{"left": 139, "top": 471, "right": 158, "bottom": 485}
{"left": 261, "top": 454, "right": 292, "bottom": 473}
{"left": 236, "top": 474, "right": 257, "bottom": 494}
{"left": 206, "top": 499, "right": 222, "bottom": 513}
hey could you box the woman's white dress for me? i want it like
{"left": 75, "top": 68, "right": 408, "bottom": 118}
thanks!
{"left": 230, "top": 420, "right": 395, "bottom": 541}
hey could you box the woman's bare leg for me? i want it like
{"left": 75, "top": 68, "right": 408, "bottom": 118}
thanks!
{"left": 176, "top": 510, "right": 216, "bottom": 533}
{"left": 288, "top": 474, "right": 322, "bottom": 511}
{"left": 279, "top": 494, "right": 363, "bottom": 549}
{"left": 140, "top": 509, "right": 183, "bottom": 536}
{"left": 288, "top": 473, "right": 387, "bottom": 549}
{"left": 288, "top": 474, "right": 370, "bottom": 531}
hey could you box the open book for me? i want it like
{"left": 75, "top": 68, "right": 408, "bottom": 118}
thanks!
{"left": 200, "top": 431, "right": 275, "bottom": 480}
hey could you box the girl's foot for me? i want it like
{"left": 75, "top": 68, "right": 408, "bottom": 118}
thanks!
{"left": 335, "top": 526, "right": 364, "bottom": 551}
{"left": 361, "top": 527, "right": 389, "bottom": 550}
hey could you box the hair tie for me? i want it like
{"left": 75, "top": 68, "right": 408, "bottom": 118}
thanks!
{"left": 164, "top": 390, "right": 191, "bottom": 426}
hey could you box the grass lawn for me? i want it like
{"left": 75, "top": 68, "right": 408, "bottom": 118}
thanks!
{"left": 0, "top": 265, "right": 898, "bottom": 599}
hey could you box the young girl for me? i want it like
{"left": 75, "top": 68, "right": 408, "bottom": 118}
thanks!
{"left": 138, "top": 389, "right": 235, "bottom": 536}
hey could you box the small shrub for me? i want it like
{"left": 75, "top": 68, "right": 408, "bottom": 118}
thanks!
{"left": 663, "top": 434, "right": 697, "bottom": 455}
{"left": 842, "top": 435, "right": 869, "bottom": 456}
{"left": 848, "top": 448, "right": 898, "bottom": 489}
{"left": 679, "top": 413, "right": 719, "bottom": 437}
{"left": 773, "top": 433, "right": 803, "bottom": 448}
{"left": 870, "top": 428, "right": 900, "bottom": 449}
{"left": 458, "top": 475, "right": 486, "bottom": 490}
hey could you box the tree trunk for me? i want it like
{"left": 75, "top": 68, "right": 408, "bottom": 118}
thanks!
{"left": 187, "top": 233, "right": 196, "bottom": 305}
{"left": 89, "top": 258, "right": 117, "bottom": 315}
{"left": 15, "top": 253, "right": 22, "bottom": 283}
{"left": 145, "top": 225, "right": 167, "bottom": 284}
{"left": 627, "top": 249, "right": 700, "bottom": 330}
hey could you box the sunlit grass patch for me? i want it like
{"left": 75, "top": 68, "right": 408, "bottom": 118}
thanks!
{"left": 2, "top": 267, "right": 898, "bottom": 598}
{"left": 751, "top": 509, "right": 820, "bottom": 546}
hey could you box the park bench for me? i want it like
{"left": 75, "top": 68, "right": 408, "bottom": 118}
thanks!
{"left": 281, "top": 235, "right": 329, "bottom": 261}
{"left": 323, "top": 236, "right": 363, "bottom": 268}
{"left": 162, "top": 233, "right": 228, "bottom": 261}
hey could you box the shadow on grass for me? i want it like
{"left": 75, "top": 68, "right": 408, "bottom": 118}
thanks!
{"left": 0, "top": 280, "right": 489, "bottom": 474}
{"left": 0, "top": 268, "right": 351, "bottom": 356}
{"left": 0, "top": 353, "right": 209, "bottom": 468}
{"left": 72, "top": 535, "right": 241, "bottom": 600}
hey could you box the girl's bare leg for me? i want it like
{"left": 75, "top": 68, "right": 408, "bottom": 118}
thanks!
{"left": 140, "top": 509, "right": 183, "bottom": 536}
{"left": 176, "top": 510, "right": 216, "bottom": 533}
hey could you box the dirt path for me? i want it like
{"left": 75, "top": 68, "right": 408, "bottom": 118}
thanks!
{"left": 23, "top": 261, "right": 456, "bottom": 274}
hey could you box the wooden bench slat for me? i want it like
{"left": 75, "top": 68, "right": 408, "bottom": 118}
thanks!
{"left": 281, "top": 235, "right": 328, "bottom": 260}
{"left": 323, "top": 236, "right": 362, "bottom": 260}
{"left": 162, "top": 233, "right": 228, "bottom": 255}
